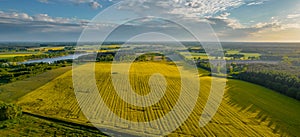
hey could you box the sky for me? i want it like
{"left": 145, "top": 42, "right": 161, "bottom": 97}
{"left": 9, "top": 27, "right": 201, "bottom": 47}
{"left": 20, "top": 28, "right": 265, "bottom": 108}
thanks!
{"left": 0, "top": 0, "right": 299, "bottom": 42}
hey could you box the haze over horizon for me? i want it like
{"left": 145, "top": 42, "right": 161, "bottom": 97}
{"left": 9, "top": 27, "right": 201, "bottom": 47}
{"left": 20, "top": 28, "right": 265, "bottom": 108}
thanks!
{"left": 0, "top": 0, "right": 299, "bottom": 42}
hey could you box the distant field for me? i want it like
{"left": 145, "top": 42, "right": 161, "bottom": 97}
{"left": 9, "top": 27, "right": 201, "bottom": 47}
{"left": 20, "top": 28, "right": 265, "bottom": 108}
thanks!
{"left": 15, "top": 62, "right": 300, "bottom": 136}
{"left": 180, "top": 52, "right": 209, "bottom": 59}
{"left": 226, "top": 50, "right": 241, "bottom": 54}
{"left": 180, "top": 50, "right": 260, "bottom": 60}
{"left": 0, "top": 66, "right": 71, "bottom": 103}
{"left": 0, "top": 53, "right": 37, "bottom": 58}
{"left": 225, "top": 50, "right": 261, "bottom": 59}
{"left": 27, "top": 47, "right": 65, "bottom": 51}
{"left": 240, "top": 53, "right": 261, "bottom": 58}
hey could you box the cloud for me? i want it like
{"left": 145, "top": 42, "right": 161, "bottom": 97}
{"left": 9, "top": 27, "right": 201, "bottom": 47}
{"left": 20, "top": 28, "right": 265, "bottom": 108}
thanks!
{"left": 3, "top": 0, "right": 299, "bottom": 42}
{"left": 246, "top": 0, "right": 268, "bottom": 6}
{"left": 36, "top": 0, "right": 103, "bottom": 9}
{"left": 168, "top": 0, "right": 244, "bottom": 17}
{"left": 203, "top": 15, "right": 284, "bottom": 41}
{"left": 245, "top": 27, "right": 300, "bottom": 42}
{"left": 70, "top": 0, "right": 102, "bottom": 9}
{"left": 70, "top": 0, "right": 92, "bottom": 3}
{"left": 115, "top": 0, "right": 244, "bottom": 18}
{"left": 287, "top": 14, "right": 300, "bottom": 19}
{"left": 0, "top": 11, "right": 34, "bottom": 21}
{"left": 247, "top": 1, "right": 263, "bottom": 6}
{"left": 0, "top": 10, "right": 114, "bottom": 33}
{"left": 0, "top": 10, "right": 118, "bottom": 41}
{"left": 89, "top": 1, "right": 102, "bottom": 9}
{"left": 37, "top": 0, "right": 49, "bottom": 3}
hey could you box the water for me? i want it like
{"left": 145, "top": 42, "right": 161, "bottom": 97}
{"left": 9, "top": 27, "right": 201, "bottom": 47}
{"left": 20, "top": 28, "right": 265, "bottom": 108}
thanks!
{"left": 20, "top": 53, "right": 280, "bottom": 65}
{"left": 21, "top": 53, "right": 91, "bottom": 64}
{"left": 225, "top": 60, "right": 279, "bottom": 64}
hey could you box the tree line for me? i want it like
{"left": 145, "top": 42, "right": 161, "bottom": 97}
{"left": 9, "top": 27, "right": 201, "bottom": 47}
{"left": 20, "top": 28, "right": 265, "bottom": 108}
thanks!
{"left": 195, "top": 59, "right": 300, "bottom": 101}
{"left": 0, "top": 51, "right": 74, "bottom": 63}
{"left": 231, "top": 63, "right": 300, "bottom": 100}
{"left": 0, "top": 60, "right": 72, "bottom": 85}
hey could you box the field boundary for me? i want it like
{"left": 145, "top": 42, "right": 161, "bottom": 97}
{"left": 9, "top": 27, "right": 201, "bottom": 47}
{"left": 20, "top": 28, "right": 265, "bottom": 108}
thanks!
{"left": 0, "top": 66, "right": 72, "bottom": 103}
{"left": 22, "top": 111, "right": 142, "bottom": 137}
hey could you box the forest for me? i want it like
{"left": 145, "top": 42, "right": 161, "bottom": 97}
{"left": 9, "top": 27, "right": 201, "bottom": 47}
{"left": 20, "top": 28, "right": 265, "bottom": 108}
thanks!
{"left": 234, "top": 63, "right": 300, "bottom": 100}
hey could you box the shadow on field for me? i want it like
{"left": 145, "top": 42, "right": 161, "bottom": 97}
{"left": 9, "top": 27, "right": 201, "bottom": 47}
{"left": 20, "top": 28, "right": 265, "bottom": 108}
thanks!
{"left": 225, "top": 79, "right": 300, "bottom": 136}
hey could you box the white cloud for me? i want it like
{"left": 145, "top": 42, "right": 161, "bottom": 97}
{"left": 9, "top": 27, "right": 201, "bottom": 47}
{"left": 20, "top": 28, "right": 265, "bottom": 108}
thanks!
{"left": 106, "top": 0, "right": 290, "bottom": 41}
{"left": 0, "top": 11, "right": 33, "bottom": 21}
{"left": 167, "top": 0, "right": 244, "bottom": 18}
{"left": 247, "top": 0, "right": 268, "bottom": 6}
{"left": 208, "top": 13, "right": 244, "bottom": 29}
{"left": 0, "top": 11, "right": 84, "bottom": 32}
{"left": 4, "top": 0, "right": 298, "bottom": 41}
{"left": 281, "top": 23, "right": 300, "bottom": 29}
{"left": 37, "top": 0, "right": 49, "bottom": 3}
{"left": 89, "top": 1, "right": 102, "bottom": 9}
{"left": 217, "top": 12, "right": 231, "bottom": 19}
{"left": 287, "top": 14, "right": 300, "bottom": 19}
{"left": 69, "top": 0, "right": 92, "bottom": 3}
{"left": 116, "top": 0, "right": 244, "bottom": 18}
{"left": 34, "top": 14, "right": 56, "bottom": 22}
{"left": 37, "top": 0, "right": 103, "bottom": 9}
{"left": 247, "top": 1, "right": 263, "bottom": 6}
{"left": 70, "top": 0, "right": 102, "bottom": 9}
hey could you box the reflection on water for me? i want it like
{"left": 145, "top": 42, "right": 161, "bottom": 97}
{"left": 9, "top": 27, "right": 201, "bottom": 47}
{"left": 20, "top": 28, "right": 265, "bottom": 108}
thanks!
{"left": 21, "top": 53, "right": 91, "bottom": 64}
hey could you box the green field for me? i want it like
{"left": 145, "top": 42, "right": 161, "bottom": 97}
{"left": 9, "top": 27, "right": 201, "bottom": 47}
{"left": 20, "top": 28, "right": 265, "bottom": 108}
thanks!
{"left": 180, "top": 52, "right": 209, "bottom": 59}
{"left": 5, "top": 62, "right": 298, "bottom": 136}
{"left": 180, "top": 50, "right": 261, "bottom": 60}
{"left": 0, "top": 66, "right": 72, "bottom": 103}
{"left": 226, "top": 79, "right": 300, "bottom": 136}
{"left": 0, "top": 114, "right": 106, "bottom": 136}
{"left": 226, "top": 50, "right": 241, "bottom": 54}
{"left": 226, "top": 50, "right": 261, "bottom": 59}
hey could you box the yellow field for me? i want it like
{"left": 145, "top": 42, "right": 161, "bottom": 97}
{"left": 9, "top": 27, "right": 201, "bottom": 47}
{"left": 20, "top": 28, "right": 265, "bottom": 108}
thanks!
{"left": 16, "top": 62, "right": 299, "bottom": 136}
{"left": 0, "top": 53, "right": 36, "bottom": 58}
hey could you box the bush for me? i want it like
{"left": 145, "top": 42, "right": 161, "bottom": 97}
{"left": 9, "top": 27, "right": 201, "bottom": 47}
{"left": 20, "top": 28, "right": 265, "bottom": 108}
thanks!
{"left": 287, "top": 88, "right": 298, "bottom": 98}
{"left": 0, "top": 102, "right": 22, "bottom": 121}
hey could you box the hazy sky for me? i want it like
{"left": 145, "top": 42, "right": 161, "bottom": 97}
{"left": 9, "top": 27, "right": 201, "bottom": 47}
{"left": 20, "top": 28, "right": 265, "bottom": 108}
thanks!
{"left": 0, "top": 0, "right": 299, "bottom": 42}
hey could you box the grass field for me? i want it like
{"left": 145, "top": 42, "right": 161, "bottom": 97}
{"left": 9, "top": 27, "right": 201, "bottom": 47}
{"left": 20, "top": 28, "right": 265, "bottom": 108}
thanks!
{"left": 14, "top": 62, "right": 300, "bottom": 136}
{"left": 225, "top": 79, "right": 300, "bottom": 136}
{"left": 0, "top": 114, "right": 106, "bottom": 136}
{"left": 0, "top": 66, "right": 71, "bottom": 103}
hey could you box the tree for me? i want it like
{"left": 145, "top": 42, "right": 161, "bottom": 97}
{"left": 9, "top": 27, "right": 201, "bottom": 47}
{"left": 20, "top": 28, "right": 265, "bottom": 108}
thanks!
{"left": 137, "top": 55, "right": 147, "bottom": 61}
{"left": 0, "top": 102, "right": 22, "bottom": 121}
{"left": 162, "top": 55, "right": 166, "bottom": 61}
{"left": 151, "top": 55, "right": 155, "bottom": 61}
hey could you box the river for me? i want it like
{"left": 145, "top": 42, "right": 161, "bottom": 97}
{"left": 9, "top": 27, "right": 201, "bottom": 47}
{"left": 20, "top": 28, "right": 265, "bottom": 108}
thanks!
{"left": 21, "top": 53, "right": 91, "bottom": 64}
